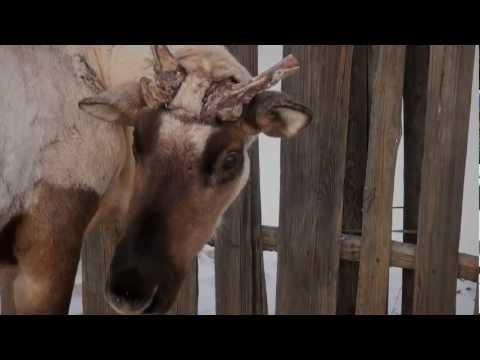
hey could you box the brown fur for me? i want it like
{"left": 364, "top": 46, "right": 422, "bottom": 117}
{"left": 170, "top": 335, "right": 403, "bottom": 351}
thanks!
{"left": 2, "top": 182, "right": 99, "bottom": 314}
{"left": 105, "top": 109, "right": 252, "bottom": 314}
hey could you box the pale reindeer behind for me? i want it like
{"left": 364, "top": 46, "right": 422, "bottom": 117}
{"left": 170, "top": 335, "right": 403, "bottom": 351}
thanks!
{"left": 0, "top": 45, "right": 312, "bottom": 315}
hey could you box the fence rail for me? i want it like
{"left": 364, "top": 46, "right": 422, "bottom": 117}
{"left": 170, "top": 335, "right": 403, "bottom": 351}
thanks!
{"left": 213, "top": 226, "right": 478, "bottom": 282}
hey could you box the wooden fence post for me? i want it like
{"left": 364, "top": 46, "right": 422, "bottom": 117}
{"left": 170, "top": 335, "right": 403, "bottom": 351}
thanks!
{"left": 214, "top": 45, "right": 267, "bottom": 315}
{"left": 0, "top": 272, "right": 16, "bottom": 315}
{"left": 276, "top": 45, "right": 353, "bottom": 314}
{"left": 475, "top": 285, "right": 479, "bottom": 315}
{"left": 356, "top": 46, "right": 406, "bottom": 315}
{"left": 413, "top": 45, "right": 475, "bottom": 315}
{"left": 402, "top": 45, "right": 430, "bottom": 314}
{"left": 82, "top": 222, "right": 118, "bottom": 314}
{"left": 167, "top": 259, "right": 198, "bottom": 315}
{"left": 337, "top": 45, "right": 369, "bottom": 314}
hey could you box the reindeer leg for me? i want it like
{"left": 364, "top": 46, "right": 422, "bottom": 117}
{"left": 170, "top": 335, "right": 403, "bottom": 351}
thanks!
{"left": 11, "top": 182, "right": 99, "bottom": 315}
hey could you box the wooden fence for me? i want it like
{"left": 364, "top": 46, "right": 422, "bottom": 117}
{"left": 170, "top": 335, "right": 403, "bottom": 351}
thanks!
{"left": 3, "top": 45, "right": 476, "bottom": 315}
{"left": 83, "top": 45, "right": 478, "bottom": 315}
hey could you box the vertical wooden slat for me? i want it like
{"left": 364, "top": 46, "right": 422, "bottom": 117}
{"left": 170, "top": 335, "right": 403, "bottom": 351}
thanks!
{"left": 82, "top": 223, "right": 118, "bottom": 314}
{"left": 402, "top": 45, "right": 430, "bottom": 314}
{"left": 168, "top": 259, "right": 198, "bottom": 315}
{"left": 413, "top": 45, "right": 475, "bottom": 315}
{"left": 276, "top": 45, "right": 353, "bottom": 314}
{"left": 337, "top": 46, "right": 369, "bottom": 314}
{"left": 214, "top": 45, "right": 267, "bottom": 315}
{"left": 356, "top": 46, "right": 406, "bottom": 315}
{"left": 475, "top": 285, "right": 479, "bottom": 315}
{"left": 0, "top": 272, "right": 16, "bottom": 315}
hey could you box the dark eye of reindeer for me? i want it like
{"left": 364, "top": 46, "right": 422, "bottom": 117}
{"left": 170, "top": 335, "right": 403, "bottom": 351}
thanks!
{"left": 223, "top": 152, "right": 241, "bottom": 171}
{"left": 207, "top": 150, "right": 244, "bottom": 185}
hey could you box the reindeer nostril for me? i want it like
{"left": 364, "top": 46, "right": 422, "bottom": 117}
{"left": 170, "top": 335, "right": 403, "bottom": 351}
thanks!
{"left": 108, "top": 267, "right": 155, "bottom": 307}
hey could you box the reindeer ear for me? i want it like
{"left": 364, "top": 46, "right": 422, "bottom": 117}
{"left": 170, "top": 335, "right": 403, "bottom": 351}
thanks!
{"left": 79, "top": 82, "right": 146, "bottom": 127}
{"left": 245, "top": 91, "right": 312, "bottom": 138}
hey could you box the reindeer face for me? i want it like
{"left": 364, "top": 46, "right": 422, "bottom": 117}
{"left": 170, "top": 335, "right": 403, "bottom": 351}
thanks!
{"left": 79, "top": 46, "right": 312, "bottom": 315}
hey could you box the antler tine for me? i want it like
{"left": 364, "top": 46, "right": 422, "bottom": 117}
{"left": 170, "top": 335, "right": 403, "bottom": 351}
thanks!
{"left": 141, "top": 46, "right": 186, "bottom": 110}
{"left": 201, "top": 54, "right": 301, "bottom": 121}
{"left": 150, "top": 45, "right": 179, "bottom": 73}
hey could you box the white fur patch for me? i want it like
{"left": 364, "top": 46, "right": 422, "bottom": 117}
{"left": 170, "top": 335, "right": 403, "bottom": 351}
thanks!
{"left": 159, "top": 115, "right": 215, "bottom": 156}
{"left": 277, "top": 107, "right": 310, "bottom": 137}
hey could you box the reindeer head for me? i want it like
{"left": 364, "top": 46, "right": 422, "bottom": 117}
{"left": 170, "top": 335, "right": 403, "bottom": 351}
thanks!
{"left": 79, "top": 46, "right": 312, "bottom": 315}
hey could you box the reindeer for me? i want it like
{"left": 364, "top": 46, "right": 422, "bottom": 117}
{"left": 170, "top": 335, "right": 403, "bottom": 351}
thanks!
{"left": 0, "top": 45, "right": 312, "bottom": 315}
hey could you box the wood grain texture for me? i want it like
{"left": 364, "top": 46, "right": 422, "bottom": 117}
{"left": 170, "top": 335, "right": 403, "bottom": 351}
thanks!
{"left": 214, "top": 45, "right": 267, "bottom": 315}
{"left": 413, "top": 46, "right": 475, "bottom": 315}
{"left": 276, "top": 45, "right": 353, "bottom": 314}
{"left": 340, "top": 235, "right": 478, "bottom": 282}
{"left": 337, "top": 46, "right": 369, "bottom": 315}
{"left": 259, "top": 226, "right": 479, "bottom": 282}
{"left": 0, "top": 272, "right": 16, "bottom": 314}
{"left": 356, "top": 46, "right": 406, "bottom": 315}
{"left": 475, "top": 285, "right": 479, "bottom": 315}
{"left": 402, "top": 45, "right": 430, "bottom": 314}
{"left": 82, "top": 222, "right": 118, "bottom": 314}
{"left": 167, "top": 259, "right": 198, "bottom": 315}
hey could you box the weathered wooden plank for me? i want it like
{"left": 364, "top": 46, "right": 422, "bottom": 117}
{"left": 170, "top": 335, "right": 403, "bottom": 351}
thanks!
{"left": 402, "top": 45, "right": 430, "bottom": 314}
{"left": 82, "top": 222, "right": 118, "bottom": 314}
{"left": 340, "top": 235, "right": 478, "bottom": 282}
{"left": 337, "top": 46, "right": 369, "bottom": 315}
{"left": 413, "top": 46, "right": 476, "bottom": 315}
{"left": 214, "top": 45, "right": 267, "bottom": 315}
{"left": 276, "top": 45, "right": 353, "bottom": 314}
{"left": 0, "top": 271, "right": 16, "bottom": 315}
{"left": 475, "top": 285, "right": 479, "bottom": 315}
{"left": 356, "top": 46, "right": 406, "bottom": 315}
{"left": 167, "top": 259, "right": 198, "bottom": 315}
{"left": 259, "top": 227, "right": 479, "bottom": 282}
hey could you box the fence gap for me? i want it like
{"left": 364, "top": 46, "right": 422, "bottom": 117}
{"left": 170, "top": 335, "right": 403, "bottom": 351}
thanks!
{"left": 276, "top": 45, "right": 353, "bottom": 314}
{"left": 356, "top": 46, "right": 406, "bottom": 315}
{"left": 402, "top": 45, "right": 430, "bottom": 314}
{"left": 214, "top": 45, "right": 267, "bottom": 315}
{"left": 337, "top": 45, "right": 370, "bottom": 314}
{"left": 413, "top": 46, "right": 475, "bottom": 314}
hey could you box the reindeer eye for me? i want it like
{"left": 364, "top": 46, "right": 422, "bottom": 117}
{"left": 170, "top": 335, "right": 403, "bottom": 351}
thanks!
{"left": 223, "top": 152, "right": 241, "bottom": 171}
